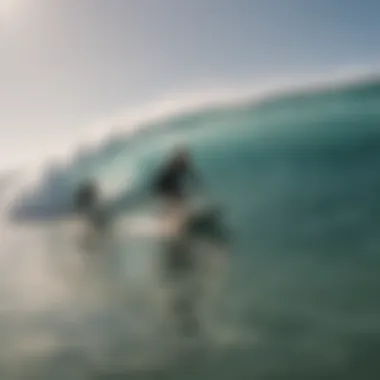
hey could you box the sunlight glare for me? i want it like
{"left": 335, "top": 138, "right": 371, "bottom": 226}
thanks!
{"left": 0, "top": 0, "right": 22, "bottom": 26}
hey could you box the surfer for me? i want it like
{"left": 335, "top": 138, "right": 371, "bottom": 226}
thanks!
{"left": 152, "top": 146, "right": 202, "bottom": 208}
{"left": 73, "top": 179, "right": 106, "bottom": 231}
{"left": 74, "top": 180, "right": 98, "bottom": 214}
{"left": 151, "top": 145, "right": 226, "bottom": 242}
{"left": 151, "top": 146, "right": 205, "bottom": 336}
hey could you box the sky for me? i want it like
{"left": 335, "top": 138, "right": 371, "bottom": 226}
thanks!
{"left": 0, "top": 0, "right": 380, "bottom": 171}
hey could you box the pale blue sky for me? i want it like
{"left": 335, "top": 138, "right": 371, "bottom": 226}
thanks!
{"left": 0, "top": 0, "right": 379, "bottom": 170}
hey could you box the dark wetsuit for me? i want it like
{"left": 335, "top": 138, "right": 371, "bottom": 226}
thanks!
{"left": 153, "top": 159, "right": 198, "bottom": 201}
{"left": 74, "top": 182, "right": 98, "bottom": 214}
{"left": 74, "top": 182, "right": 108, "bottom": 230}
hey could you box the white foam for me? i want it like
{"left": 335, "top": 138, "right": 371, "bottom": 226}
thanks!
{"left": 10, "top": 67, "right": 380, "bottom": 176}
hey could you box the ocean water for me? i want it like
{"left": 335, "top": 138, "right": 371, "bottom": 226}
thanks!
{"left": 2, "top": 78, "right": 380, "bottom": 379}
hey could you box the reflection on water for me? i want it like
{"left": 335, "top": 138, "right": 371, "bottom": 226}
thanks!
{"left": 3, "top": 173, "right": 380, "bottom": 379}
{"left": 3, "top": 159, "right": 380, "bottom": 380}
{"left": 0, "top": 206, "right": 236, "bottom": 379}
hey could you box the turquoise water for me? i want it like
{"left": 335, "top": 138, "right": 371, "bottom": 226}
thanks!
{"left": 3, "top": 78, "right": 380, "bottom": 379}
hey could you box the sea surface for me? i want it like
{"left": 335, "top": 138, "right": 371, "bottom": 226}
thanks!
{"left": 2, "top": 78, "right": 380, "bottom": 379}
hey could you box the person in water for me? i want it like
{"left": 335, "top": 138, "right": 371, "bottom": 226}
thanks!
{"left": 74, "top": 179, "right": 106, "bottom": 231}
{"left": 74, "top": 180, "right": 98, "bottom": 214}
{"left": 152, "top": 146, "right": 204, "bottom": 336}
{"left": 152, "top": 146, "right": 202, "bottom": 207}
